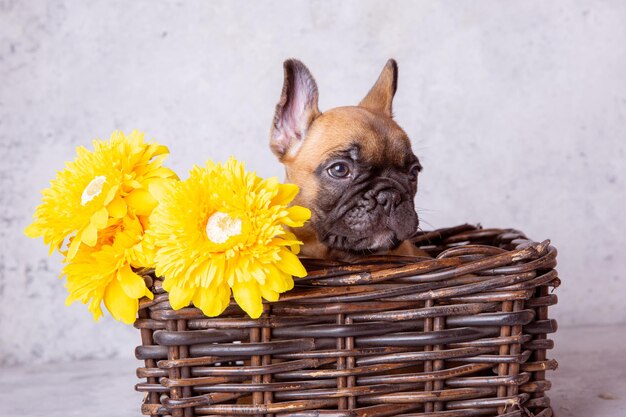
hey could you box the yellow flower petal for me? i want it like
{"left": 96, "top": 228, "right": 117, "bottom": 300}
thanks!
{"left": 144, "top": 287, "right": 154, "bottom": 300}
{"left": 144, "top": 177, "right": 176, "bottom": 200}
{"left": 24, "top": 222, "right": 42, "bottom": 238}
{"left": 147, "top": 166, "right": 177, "bottom": 179}
{"left": 91, "top": 207, "right": 109, "bottom": 229}
{"left": 233, "top": 281, "right": 263, "bottom": 319}
{"left": 107, "top": 195, "right": 127, "bottom": 218}
{"left": 271, "top": 183, "right": 300, "bottom": 206}
{"left": 266, "top": 264, "right": 294, "bottom": 292}
{"left": 67, "top": 235, "right": 81, "bottom": 260}
{"left": 117, "top": 264, "right": 149, "bottom": 299}
{"left": 88, "top": 300, "right": 104, "bottom": 322}
{"left": 103, "top": 184, "right": 119, "bottom": 206}
{"left": 104, "top": 278, "right": 138, "bottom": 324}
{"left": 283, "top": 206, "right": 311, "bottom": 227}
{"left": 260, "top": 286, "right": 279, "bottom": 302}
{"left": 167, "top": 284, "right": 195, "bottom": 310}
{"left": 281, "top": 230, "right": 303, "bottom": 255}
{"left": 82, "top": 223, "right": 98, "bottom": 247}
{"left": 126, "top": 188, "right": 157, "bottom": 216}
{"left": 146, "top": 143, "right": 170, "bottom": 158}
{"left": 193, "top": 285, "right": 229, "bottom": 317}
{"left": 277, "top": 248, "right": 308, "bottom": 278}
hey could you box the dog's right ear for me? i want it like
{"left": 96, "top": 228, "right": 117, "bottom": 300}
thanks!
{"left": 270, "top": 59, "right": 321, "bottom": 161}
{"left": 359, "top": 59, "right": 398, "bottom": 117}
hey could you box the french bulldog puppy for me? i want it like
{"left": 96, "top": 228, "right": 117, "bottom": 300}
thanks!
{"left": 270, "top": 59, "right": 423, "bottom": 260}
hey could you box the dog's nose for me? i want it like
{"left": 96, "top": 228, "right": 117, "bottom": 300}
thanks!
{"left": 376, "top": 189, "right": 401, "bottom": 214}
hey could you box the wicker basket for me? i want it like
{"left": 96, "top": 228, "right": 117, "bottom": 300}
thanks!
{"left": 134, "top": 224, "right": 559, "bottom": 417}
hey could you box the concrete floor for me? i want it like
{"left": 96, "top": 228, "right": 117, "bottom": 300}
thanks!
{"left": 1, "top": 325, "right": 624, "bottom": 416}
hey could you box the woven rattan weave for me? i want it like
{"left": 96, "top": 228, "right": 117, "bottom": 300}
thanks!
{"left": 135, "top": 224, "right": 559, "bottom": 417}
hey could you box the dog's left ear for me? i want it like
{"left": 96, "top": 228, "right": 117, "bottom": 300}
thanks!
{"left": 359, "top": 59, "right": 398, "bottom": 117}
{"left": 270, "top": 59, "right": 321, "bottom": 161}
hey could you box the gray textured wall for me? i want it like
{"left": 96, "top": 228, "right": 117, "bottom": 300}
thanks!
{"left": 1, "top": 1, "right": 625, "bottom": 365}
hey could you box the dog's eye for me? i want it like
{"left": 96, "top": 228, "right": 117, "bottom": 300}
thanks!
{"left": 409, "top": 163, "right": 421, "bottom": 180}
{"left": 327, "top": 162, "right": 351, "bottom": 179}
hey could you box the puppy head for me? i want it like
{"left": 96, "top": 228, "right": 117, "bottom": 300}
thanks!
{"left": 270, "top": 59, "right": 421, "bottom": 256}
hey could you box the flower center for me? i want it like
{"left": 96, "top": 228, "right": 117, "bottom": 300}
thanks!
{"left": 206, "top": 211, "right": 242, "bottom": 244}
{"left": 81, "top": 175, "right": 107, "bottom": 206}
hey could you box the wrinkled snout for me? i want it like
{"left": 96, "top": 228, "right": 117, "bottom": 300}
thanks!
{"left": 320, "top": 180, "right": 419, "bottom": 253}
{"left": 375, "top": 189, "right": 402, "bottom": 215}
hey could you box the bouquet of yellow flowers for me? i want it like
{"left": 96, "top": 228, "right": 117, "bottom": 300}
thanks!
{"left": 25, "top": 131, "right": 310, "bottom": 323}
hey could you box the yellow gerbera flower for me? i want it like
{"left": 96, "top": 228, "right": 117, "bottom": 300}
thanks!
{"left": 150, "top": 158, "right": 311, "bottom": 319}
{"left": 63, "top": 215, "right": 154, "bottom": 324}
{"left": 25, "top": 130, "right": 177, "bottom": 260}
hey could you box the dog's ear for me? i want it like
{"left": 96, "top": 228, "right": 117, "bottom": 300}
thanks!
{"left": 270, "top": 59, "right": 321, "bottom": 161}
{"left": 359, "top": 59, "right": 398, "bottom": 117}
